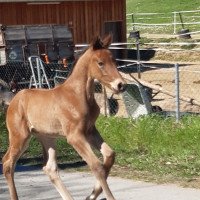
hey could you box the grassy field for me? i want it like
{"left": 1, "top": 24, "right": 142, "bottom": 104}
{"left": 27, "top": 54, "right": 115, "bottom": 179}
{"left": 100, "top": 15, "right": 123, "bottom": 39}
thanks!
{"left": 126, "top": 0, "right": 200, "bottom": 34}
{"left": 127, "top": 0, "right": 200, "bottom": 14}
{"left": 1, "top": 111, "right": 200, "bottom": 187}
{"left": 98, "top": 115, "right": 200, "bottom": 185}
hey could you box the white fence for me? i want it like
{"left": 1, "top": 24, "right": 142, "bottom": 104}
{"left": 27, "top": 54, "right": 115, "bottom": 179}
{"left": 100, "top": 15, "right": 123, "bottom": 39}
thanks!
{"left": 127, "top": 10, "right": 200, "bottom": 35}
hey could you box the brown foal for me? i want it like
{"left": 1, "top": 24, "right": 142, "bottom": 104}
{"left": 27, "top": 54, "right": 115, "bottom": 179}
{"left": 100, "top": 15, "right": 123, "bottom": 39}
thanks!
{"left": 2, "top": 35, "right": 126, "bottom": 200}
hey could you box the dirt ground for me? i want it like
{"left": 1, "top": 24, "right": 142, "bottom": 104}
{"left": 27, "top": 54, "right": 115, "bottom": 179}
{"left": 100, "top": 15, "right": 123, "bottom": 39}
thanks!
{"left": 135, "top": 58, "right": 200, "bottom": 114}
{"left": 95, "top": 49, "right": 200, "bottom": 117}
{"left": 140, "top": 34, "right": 200, "bottom": 113}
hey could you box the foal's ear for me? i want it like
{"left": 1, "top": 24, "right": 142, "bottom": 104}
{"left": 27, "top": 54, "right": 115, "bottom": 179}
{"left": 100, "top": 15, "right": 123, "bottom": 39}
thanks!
{"left": 92, "top": 36, "right": 104, "bottom": 50}
{"left": 102, "top": 34, "right": 113, "bottom": 49}
{"left": 92, "top": 34, "right": 112, "bottom": 50}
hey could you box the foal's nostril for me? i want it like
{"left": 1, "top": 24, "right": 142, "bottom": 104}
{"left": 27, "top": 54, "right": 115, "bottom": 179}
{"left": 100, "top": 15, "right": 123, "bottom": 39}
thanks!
{"left": 117, "top": 82, "right": 126, "bottom": 92}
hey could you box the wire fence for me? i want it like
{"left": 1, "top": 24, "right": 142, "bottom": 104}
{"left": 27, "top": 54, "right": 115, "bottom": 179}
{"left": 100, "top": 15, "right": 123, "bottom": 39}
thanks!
{"left": 0, "top": 61, "right": 72, "bottom": 91}
{"left": 117, "top": 60, "right": 200, "bottom": 120}
{"left": 0, "top": 55, "right": 200, "bottom": 121}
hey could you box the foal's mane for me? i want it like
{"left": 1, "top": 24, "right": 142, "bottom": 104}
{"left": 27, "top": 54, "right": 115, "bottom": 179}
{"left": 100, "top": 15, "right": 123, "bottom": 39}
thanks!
{"left": 66, "top": 47, "right": 88, "bottom": 78}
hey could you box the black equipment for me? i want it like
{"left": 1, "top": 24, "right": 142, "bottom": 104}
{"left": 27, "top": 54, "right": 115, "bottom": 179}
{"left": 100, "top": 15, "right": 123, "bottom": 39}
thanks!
{"left": 0, "top": 24, "right": 75, "bottom": 90}
{"left": 0, "top": 24, "right": 74, "bottom": 64}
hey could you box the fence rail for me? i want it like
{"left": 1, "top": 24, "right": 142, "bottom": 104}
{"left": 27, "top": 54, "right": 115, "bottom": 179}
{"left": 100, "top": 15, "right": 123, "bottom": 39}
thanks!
{"left": 127, "top": 10, "right": 200, "bottom": 34}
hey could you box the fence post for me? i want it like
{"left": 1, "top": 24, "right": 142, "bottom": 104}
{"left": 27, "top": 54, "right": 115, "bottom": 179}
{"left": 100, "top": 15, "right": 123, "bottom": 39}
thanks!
{"left": 175, "top": 63, "right": 180, "bottom": 122}
{"left": 173, "top": 12, "right": 177, "bottom": 34}
{"left": 131, "top": 13, "right": 135, "bottom": 30}
{"left": 103, "top": 86, "right": 108, "bottom": 117}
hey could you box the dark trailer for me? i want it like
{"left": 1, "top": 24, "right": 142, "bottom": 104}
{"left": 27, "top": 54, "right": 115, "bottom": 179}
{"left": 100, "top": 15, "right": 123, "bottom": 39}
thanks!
{"left": 0, "top": 24, "right": 74, "bottom": 90}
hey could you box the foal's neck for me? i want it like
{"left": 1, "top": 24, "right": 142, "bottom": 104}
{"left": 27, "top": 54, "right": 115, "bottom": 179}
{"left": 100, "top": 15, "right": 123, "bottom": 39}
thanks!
{"left": 64, "top": 49, "right": 95, "bottom": 102}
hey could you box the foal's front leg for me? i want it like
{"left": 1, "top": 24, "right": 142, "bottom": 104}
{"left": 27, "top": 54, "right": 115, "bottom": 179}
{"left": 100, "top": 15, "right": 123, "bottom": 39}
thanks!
{"left": 39, "top": 137, "right": 74, "bottom": 200}
{"left": 86, "top": 126, "right": 115, "bottom": 200}
{"left": 68, "top": 128, "right": 116, "bottom": 200}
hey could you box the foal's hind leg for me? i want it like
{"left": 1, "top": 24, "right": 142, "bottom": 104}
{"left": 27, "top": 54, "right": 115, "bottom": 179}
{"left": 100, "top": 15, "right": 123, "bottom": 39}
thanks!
{"left": 38, "top": 137, "right": 74, "bottom": 200}
{"left": 86, "top": 126, "right": 115, "bottom": 200}
{"left": 2, "top": 123, "right": 31, "bottom": 200}
{"left": 68, "top": 127, "right": 115, "bottom": 200}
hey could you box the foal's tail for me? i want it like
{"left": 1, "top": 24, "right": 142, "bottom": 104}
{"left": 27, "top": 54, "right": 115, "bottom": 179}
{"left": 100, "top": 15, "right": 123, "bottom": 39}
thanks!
{"left": 0, "top": 79, "right": 15, "bottom": 106}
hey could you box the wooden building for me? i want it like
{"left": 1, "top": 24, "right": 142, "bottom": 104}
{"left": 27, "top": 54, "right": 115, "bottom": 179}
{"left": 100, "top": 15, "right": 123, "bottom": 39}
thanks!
{"left": 0, "top": 0, "right": 126, "bottom": 44}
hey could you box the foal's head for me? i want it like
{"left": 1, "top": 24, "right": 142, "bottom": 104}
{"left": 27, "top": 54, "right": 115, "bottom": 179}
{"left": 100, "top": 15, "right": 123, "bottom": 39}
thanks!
{"left": 88, "top": 35, "right": 126, "bottom": 94}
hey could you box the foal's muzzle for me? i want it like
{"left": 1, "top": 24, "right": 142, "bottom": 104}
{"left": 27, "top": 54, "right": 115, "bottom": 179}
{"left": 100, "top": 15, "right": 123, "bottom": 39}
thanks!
{"left": 117, "top": 82, "right": 127, "bottom": 92}
{"left": 111, "top": 79, "right": 127, "bottom": 94}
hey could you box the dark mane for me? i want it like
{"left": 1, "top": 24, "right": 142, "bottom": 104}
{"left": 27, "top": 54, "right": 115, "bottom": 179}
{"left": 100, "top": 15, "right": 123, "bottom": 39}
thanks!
{"left": 92, "top": 36, "right": 104, "bottom": 50}
{"left": 66, "top": 46, "right": 89, "bottom": 78}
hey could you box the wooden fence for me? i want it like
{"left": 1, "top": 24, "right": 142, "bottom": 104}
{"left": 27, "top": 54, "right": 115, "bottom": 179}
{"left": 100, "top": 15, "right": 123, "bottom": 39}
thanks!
{"left": 127, "top": 10, "right": 200, "bottom": 35}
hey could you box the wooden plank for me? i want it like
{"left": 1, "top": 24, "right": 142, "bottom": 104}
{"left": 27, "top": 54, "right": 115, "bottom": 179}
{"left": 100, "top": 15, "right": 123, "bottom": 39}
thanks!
{"left": 0, "top": 1, "right": 126, "bottom": 43}
{"left": 84, "top": 1, "right": 89, "bottom": 42}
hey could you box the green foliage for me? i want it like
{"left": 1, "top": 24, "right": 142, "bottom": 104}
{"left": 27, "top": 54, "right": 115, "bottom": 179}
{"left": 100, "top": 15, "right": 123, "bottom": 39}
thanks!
{"left": 0, "top": 112, "right": 8, "bottom": 154}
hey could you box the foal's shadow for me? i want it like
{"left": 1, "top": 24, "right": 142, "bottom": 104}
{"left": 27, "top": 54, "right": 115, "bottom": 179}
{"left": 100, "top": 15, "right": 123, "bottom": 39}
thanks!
{"left": 0, "top": 160, "right": 87, "bottom": 174}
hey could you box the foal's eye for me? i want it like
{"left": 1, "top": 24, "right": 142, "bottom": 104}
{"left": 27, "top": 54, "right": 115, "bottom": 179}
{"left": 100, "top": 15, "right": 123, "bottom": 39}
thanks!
{"left": 98, "top": 61, "right": 104, "bottom": 68}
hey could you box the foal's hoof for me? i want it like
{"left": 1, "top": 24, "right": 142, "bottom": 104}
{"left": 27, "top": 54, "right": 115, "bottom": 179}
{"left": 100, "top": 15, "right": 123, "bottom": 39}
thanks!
{"left": 86, "top": 196, "right": 92, "bottom": 200}
{"left": 85, "top": 196, "right": 96, "bottom": 200}
{"left": 86, "top": 197, "right": 92, "bottom": 200}
{"left": 86, "top": 196, "right": 106, "bottom": 200}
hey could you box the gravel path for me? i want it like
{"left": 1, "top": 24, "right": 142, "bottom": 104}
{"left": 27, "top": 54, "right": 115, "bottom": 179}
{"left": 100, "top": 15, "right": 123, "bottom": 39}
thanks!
{"left": 1, "top": 168, "right": 200, "bottom": 200}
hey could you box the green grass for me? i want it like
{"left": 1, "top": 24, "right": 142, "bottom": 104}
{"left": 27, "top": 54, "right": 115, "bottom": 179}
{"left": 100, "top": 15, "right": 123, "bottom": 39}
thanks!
{"left": 2, "top": 112, "right": 200, "bottom": 184}
{"left": 97, "top": 115, "right": 200, "bottom": 180}
{"left": 127, "top": 0, "right": 200, "bottom": 14}
{"left": 126, "top": 0, "right": 200, "bottom": 34}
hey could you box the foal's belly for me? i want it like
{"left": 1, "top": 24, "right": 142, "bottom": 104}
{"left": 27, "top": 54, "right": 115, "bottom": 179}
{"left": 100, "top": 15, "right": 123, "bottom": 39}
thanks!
{"left": 28, "top": 115, "right": 65, "bottom": 137}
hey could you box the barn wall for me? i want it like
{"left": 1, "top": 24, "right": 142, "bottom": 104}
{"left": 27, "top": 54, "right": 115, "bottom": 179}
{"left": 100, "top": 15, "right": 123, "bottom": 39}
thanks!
{"left": 0, "top": 0, "right": 126, "bottom": 43}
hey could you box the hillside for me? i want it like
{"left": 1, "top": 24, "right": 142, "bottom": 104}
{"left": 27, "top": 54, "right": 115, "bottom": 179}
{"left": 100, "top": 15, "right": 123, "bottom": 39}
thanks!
{"left": 126, "top": 0, "right": 200, "bottom": 14}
